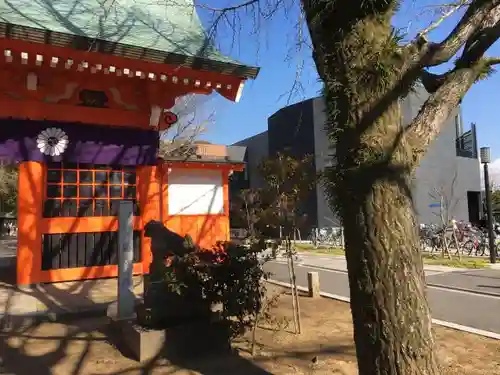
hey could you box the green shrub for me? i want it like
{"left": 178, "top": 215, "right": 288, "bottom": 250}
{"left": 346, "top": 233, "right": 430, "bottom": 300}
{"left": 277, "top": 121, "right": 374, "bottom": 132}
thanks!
{"left": 140, "top": 229, "right": 268, "bottom": 337}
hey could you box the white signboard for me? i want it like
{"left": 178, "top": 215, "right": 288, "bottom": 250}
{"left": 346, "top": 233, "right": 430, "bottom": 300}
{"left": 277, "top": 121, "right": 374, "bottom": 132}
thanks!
{"left": 168, "top": 169, "right": 224, "bottom": 215}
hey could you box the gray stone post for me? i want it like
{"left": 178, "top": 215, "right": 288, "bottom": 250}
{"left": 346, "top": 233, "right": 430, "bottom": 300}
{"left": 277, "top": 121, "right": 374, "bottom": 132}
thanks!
{"left": 307, "top": 271, "right": 320, "bottom": 298}
{"left": 118, "top": 200, "right": 135, "bottom": 319}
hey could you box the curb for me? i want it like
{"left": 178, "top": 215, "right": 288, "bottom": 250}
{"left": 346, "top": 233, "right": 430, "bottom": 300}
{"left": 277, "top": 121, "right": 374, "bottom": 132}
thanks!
{"left": 266, "top": 279, "right": 500, "bottom": 341}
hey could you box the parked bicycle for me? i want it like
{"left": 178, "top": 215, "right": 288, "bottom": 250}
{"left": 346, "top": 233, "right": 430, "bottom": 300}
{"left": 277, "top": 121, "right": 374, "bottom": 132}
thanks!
{"left": 307, "top": 227, "right": 344, "bottom": 248}
{"left": 419, "top": 221, "right": 500, "bottom": 258}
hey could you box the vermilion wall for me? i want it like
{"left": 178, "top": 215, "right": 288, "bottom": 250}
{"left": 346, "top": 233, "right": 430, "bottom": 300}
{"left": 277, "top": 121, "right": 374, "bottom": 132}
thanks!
{"left": 16, "top": 161, "right": 234, "bottom": 285}
{"left": 160, "top": 164, "right": 231, "bottom": 250}
{"left": 16, "top": 163, "right": 159, "bottom": 285}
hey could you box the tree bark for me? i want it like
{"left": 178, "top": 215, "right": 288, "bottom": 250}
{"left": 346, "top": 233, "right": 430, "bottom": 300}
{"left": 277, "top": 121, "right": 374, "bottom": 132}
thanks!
{"left": 333, "top": 98, "right": 439, "bottom": 373}
{"left": 300, "top": 0, "right": 499, "bottom": 369}
{"left": 301, "top": 1, "right": 440, "bottom": 373}
{"left": 340, "top": 165, "right": 439, "bottom": 374}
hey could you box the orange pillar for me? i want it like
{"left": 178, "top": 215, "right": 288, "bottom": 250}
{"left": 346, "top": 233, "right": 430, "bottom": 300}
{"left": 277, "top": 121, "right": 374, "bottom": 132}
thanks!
{"left": 160, "top": 164, "right": 169, "bottom": 227}
{"left": 17, "top": 161, "right": 44, "bottom": 285}
{"left": 136, "top": 165, "right": 160, "bottom": 274}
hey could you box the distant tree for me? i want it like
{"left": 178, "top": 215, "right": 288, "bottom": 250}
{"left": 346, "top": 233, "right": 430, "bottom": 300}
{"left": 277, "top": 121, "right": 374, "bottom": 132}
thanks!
{"left": 492, "top": 184, "right": 500, "bottom": 212}
{"left": 258, "top": 153, "right": 316, "bottom": 238}
{"left": 159, "top": 94, "right": 215, "bottom": 159}
{"left": 428, "top": 169, "right": 463, "bottom": 258}
{"left": 231, "top": 188, "right": 264, "bottom": 241}
{"left": 231, "top": 153, "right": 317, "bottom": 240}
{"left": 0, "top": 165, "right": 17, "bottom": 214}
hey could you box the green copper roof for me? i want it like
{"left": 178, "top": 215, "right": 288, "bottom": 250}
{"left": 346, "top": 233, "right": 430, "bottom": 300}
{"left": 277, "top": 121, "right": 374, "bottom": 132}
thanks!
{"left": 0, "top": 0, "right": 259, "bottom": 78}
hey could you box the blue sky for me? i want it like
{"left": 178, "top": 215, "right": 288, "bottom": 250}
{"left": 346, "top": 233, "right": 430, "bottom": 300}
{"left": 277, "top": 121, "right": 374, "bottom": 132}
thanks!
{"left": 195, "top": 1, "right": 500, "bottom": 166}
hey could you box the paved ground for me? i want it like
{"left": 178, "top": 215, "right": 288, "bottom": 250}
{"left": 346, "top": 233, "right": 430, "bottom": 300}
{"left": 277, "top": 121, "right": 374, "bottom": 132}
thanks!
{"left": 426, "top": 269, "right": 500, "bottom": 295}
{"left": 0, "top": 238, "right": 16, "bottom": 257}
{"left": 264, "top": 259, "right": 500, "bottom": 334}
{"left": 0, "top": 266, "right": 144, "bottom": 318}
{"left": 0, "top": 238, "right": 140, "bottom": 319}
{"left": 292, "top": 252, "right": 500, "bottom": 295}
{"left": 290, "top": 252, "right": 465, "bottom": 276}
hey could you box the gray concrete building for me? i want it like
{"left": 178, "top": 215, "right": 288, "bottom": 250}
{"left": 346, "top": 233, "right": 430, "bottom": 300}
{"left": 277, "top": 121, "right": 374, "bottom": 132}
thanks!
{"left": 231, "top": 87, "right": 482, "bottom": 233}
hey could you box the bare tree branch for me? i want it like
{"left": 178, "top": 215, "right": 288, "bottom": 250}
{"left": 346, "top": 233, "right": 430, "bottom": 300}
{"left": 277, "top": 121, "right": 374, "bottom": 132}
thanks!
{"left": 484, "top": 56, "right": 500, "bottom": 65}
{"left": 458, "top": 16, "right": 500, "bottom": 66}
{"left": 159, "top": 94, "right": 215, "bottom": 159}
{"left": 416, "top": 0, "right": 500, "bottom": 67}
{"left": 408, "top": 2, "right": 500, "bottom": 160}
{"left": 197, "top": 0, "right": 259, "bottom": 13}
{"left": 428, "top": 169, "right": 462, "bottom": 226}
{"left": 196, "top": 0, "right": 307, "bottom": 103}
{"left": 418, "top": 0, "right": 470, "bottom": 38}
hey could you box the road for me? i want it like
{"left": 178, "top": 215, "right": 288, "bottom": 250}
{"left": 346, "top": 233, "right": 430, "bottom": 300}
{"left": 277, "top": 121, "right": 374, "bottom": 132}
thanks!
{"left": 264, "top": 259, "right": 500, "bottom": 335}
{"left": 0, "top": 239, "right": 16, "bottom": 258}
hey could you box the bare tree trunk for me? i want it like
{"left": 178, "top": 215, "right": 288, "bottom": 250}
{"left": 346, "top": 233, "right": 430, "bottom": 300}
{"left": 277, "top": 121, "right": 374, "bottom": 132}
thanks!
{"left": 290, "top": 235, "right": 302, "bottom": 334}
{"left": 442, "top": 232, "right": 452, "bottom": 260}
{"left": 251, "top": 307, "right": 261, "bottom": 357}
{"left": 341, "top": 177, "right": 438, "bottom": 373}
{"left": 286, "top": 238, "right": 299, "bottom": 334}
{"left": 453, "top": 229, "right": 462, "bottom": 260}
{"left": 439, "top": 203, "right": 453, "bottom": 260}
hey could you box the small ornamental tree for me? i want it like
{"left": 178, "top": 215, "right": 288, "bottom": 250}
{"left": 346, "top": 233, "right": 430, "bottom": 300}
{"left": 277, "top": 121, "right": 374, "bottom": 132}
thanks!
{"left": 258, "top": 153, "right": 316, "bottom": 238}
{"left": 258, "top": 153, "right": 316, "bottom": 333}
{"left": 230, "top": 188, "right": 265, "bottom": 241}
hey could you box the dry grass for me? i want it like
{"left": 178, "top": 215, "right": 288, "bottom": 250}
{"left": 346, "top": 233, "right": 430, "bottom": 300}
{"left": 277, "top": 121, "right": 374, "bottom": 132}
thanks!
{"left": 294, "top": 243, "right": 345, "bottom": 256}
{"left": 243, "top": 288, "right": 500, "bottom": 374}
{"left": 422, "top": 254, "right": 489, "bottom": 269}
{"left": 297, "top": 245, "right": 490, "bottom": 269}
{"left": 1, "top": 287, "right": 499, "bottom": 374}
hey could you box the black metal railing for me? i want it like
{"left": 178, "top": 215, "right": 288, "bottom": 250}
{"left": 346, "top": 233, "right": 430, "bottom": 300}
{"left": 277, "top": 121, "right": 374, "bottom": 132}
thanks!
{"left": 455, "top": 124, "right": 478, "bottom": 159}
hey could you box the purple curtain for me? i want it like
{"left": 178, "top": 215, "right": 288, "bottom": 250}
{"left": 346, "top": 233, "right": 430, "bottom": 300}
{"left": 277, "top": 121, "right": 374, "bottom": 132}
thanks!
{"left": 0, "top": 120, "right": 158, "bottom": 166}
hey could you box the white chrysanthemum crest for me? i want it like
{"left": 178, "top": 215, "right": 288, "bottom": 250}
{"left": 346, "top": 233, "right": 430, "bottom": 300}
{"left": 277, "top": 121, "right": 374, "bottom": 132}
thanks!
{"left": 36, "top": 127, "right": 69, "bottom": 157}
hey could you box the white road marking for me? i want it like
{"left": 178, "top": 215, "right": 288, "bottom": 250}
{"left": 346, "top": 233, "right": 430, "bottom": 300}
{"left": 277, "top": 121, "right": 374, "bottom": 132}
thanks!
{"left": 426, "top": 284, "right": 500, "bottom": 299}
{"left": 267, "top": 279, "right": 500, "bottom": 341}
{"left": 269, "top": 262, "right": 500, "bottom": 300}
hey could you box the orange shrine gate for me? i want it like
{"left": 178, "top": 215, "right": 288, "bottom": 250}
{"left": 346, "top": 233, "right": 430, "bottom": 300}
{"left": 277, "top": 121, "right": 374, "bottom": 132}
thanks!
{"left": 0, "top": 0, "right": 258, "bottom": 285}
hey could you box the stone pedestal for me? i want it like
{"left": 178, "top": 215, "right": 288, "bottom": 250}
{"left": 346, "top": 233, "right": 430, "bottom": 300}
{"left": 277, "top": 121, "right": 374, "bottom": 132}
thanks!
{"left": 109, "top": 317, "right": 166, "bottom": 363}
{"left": 109, "top": 316, "right": 231, "bottom": 363}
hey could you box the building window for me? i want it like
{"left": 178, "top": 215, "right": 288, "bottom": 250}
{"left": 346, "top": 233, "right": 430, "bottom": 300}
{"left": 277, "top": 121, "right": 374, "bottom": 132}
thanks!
{"left": 43, "top": 163, "right": 139, "bottom": 218}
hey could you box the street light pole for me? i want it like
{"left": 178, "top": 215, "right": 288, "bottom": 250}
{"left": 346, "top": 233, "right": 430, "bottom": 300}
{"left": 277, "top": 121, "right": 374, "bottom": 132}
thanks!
{"left": 481, "top": 147, "right": 496, "bottom": 264}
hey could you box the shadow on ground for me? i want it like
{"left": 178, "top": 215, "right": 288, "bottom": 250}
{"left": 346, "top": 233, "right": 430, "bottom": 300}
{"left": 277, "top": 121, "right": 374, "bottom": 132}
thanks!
{"left": 0, "top": 313, "right": 353, "bottom": 375}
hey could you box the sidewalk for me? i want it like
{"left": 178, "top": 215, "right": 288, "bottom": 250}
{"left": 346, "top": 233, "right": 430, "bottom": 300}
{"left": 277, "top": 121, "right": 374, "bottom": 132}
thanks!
{"left": 0, "top": 267, "right": 143, "bottom": 320}
{"left": 293, "top": 252, "right": 464, "bottom": 275}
